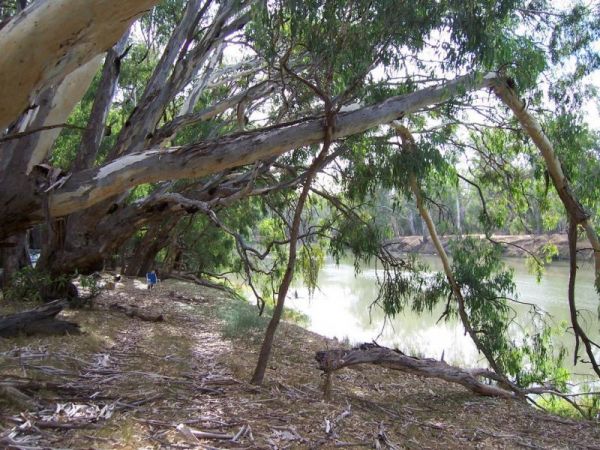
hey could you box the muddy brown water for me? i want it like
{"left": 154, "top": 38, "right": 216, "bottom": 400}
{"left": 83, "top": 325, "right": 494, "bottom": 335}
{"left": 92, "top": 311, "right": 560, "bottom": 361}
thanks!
{"left": 287, "top": 256, "right": 600, "bottom": 385}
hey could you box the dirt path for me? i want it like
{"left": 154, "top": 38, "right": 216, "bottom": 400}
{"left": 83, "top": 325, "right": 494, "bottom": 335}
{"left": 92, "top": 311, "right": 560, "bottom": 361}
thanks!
{"left": 1, "top": 277, "right": 599, "bottom": 449}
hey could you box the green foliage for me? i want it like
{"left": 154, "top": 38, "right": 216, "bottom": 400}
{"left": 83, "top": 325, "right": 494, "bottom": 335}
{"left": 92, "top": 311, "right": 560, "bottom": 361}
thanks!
{"left": 166, "top": 197, "right": 266, "bottom": 276}
{"left": 219, "top": 299, "right": 268, "bottom": 340}
{"left": 449, "top": 238, "right": 568, "bottom": 387}
{"left": 341, "top": 131, "right": 448, "bottom": 203}
{"left": 449, "top": 238, "right": 515, "bottom": 367}
{"left": 450, "top": 242, "right": 509, "bottom": 363}
{"left": 509, "top": 323, "right": 569, "bottom": 388}
{"left": 544, "top": 114, "right": 600, "bottom": 215}
{"left": 329, "top": 213, "right": 384, "bottom": 272}
{"left": 298, "top": 243, "right": 325, "bottom": 296}
{"left": 378, "top": 255, "right": 447, "bottom": 317}
{"left": 525, "top": 243, "right": 559, "bottom": 282}
{"left": 548, "top": 3, "right": 600, "bottom": 108}
{"left": 538, "top": 390, "right": 600, "bottom": 420}
{"left": 77, "top": 274, "right": 102, "bottom": 300}
{"left": 3, "top": 267, "right": 71, "bottom": 303}
{"left": 3, "top": 267, "right": 45, "bottom": 302}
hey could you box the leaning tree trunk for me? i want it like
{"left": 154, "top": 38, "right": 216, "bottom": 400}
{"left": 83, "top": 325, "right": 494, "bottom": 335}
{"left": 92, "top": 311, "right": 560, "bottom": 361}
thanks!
{"left": 0, "top": 71, "right": 502, "bottom": 238}
{"left": 0, "top": 0, "right": 159, "bottom": 130}
{"left": 36, "top": 33, "right": 132, "bottom": 276}
{"left": 1, "top": 33, "right": 125, "bottom": 278}
{"left": 492, "top": 79, "right": 600, "bottom": 379}
{"left": 251, "top": 108, "right": 334, "bottom": 385}
{"left": 392, "top": 123, "right": 508, "bottom": 380}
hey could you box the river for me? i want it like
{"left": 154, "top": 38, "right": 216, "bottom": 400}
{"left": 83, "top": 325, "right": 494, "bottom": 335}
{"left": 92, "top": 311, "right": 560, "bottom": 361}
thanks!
{"left": 287, "top": 255, "right": 600, "bottom": 382}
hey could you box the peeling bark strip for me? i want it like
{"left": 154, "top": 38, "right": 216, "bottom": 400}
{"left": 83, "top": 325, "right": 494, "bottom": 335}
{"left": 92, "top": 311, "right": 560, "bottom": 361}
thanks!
{"left": 46, "top": 72, "right": 500, "bottom": 218}
{"left": 0, "top": 0, "right": 159, "bottom": 130}
{"left": 315, "top": 344, "right": 515, "bottom": 398}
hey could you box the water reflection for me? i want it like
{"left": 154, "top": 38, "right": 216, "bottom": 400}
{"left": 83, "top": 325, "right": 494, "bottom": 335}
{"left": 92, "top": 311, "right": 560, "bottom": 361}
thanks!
{"left": 288, "top": 255, "right": 600, "bottom": 380}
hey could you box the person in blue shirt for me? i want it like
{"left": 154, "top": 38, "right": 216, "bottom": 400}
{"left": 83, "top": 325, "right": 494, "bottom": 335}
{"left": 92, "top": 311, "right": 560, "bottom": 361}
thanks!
{"left": 146, "top": 270, "right": 158, "bottom": 290}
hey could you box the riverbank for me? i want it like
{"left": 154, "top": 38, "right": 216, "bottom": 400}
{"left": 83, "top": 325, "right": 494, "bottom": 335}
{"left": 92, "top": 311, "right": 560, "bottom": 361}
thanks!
{"left": 386, "top": 233, "right": 592, "bottom": 260}
{"left": 1, "top": 277, "right": 599, "bottom": 448}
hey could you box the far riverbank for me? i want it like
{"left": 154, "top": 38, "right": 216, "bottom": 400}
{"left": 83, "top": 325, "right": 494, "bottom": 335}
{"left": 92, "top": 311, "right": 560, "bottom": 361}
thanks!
{"left": 386, "top": 233, "right": 591, "bottom": 260}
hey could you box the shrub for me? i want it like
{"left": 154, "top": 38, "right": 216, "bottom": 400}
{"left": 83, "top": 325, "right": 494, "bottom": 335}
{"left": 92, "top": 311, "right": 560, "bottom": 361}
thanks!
{"left": 3, "top": 267, "right": 56, "bottom": 303}
{"left": 219, "top": 301, "right": 267, "bottom": 340}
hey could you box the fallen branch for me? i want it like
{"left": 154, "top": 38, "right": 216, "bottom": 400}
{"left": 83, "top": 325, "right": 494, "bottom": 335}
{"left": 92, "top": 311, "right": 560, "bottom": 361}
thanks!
{"left": 109, "top": 304, "right": 164, "bottom": 322}
{"left": 0, "top": 384, "right": 39, "bottom": 410}
{"left": 315, "top": 344, "right": 515, "bottom": 398}
{"left": 176, "top": 423, "right": 234, "bottom": 442}
{"left": 0, "top": 300, "right": 80, "bottom": 338}
{"left": 169, "top": 271, "right": 236, "bottom": 295}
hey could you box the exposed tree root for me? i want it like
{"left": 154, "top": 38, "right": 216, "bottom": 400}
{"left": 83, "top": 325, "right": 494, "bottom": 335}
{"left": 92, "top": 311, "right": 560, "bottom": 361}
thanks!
{"left": 315, "top": 343, "right": 516, "bottom": 398}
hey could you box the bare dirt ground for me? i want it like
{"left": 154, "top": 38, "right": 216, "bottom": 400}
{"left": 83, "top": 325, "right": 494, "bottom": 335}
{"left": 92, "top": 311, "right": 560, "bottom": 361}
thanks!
{"left": 1, "top": 277, "right": 599, "bottom": 449}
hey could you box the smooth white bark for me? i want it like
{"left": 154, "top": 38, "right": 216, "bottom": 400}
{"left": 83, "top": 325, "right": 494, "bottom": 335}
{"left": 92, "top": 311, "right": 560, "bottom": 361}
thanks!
{"left": 25, "top": 55, "right": 104, "bottom": 173}
{"left": 0, "top": 0, "right": 158, "bottom": 130}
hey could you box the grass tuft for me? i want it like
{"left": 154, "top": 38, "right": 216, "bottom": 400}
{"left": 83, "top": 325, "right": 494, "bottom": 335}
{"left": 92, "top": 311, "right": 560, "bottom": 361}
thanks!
{"left": 219, "top": 300, "right": 268, "bottom": 340}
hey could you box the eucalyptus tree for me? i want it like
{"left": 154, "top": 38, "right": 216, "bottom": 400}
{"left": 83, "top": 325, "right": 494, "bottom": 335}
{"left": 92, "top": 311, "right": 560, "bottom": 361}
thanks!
{"left": 0, "top": 0, "right": 540, "bottom": 245}
{"left": 1, "top": 0, "right": 599, "bottom": 394}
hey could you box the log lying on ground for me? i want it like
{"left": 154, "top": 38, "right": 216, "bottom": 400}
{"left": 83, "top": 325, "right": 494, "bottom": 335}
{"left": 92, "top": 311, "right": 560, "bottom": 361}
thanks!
{"left": 109, "top": 303, "right": 164, "bottom": 322}
{"left": 169, "top": 271, "right": 235, "bottom": 295}
{"left": 0, "top": 300, "right": 80, "bottom": 337}
{"left": 315, "top": 343, "right": 515, "bottom": 398}
{"left": 0, "top": 384, "right": 39, "bottom": 410}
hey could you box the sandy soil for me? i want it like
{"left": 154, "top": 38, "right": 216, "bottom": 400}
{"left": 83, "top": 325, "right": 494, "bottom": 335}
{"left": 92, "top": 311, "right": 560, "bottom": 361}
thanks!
{"left": 1, "top": 277, "right": 599, "bottom": 449}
